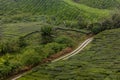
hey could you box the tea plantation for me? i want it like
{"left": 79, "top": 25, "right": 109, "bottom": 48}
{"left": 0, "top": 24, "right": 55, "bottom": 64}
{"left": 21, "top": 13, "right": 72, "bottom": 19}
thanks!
{"left": 0, "top": 0, "right": 120, "bottom": 80}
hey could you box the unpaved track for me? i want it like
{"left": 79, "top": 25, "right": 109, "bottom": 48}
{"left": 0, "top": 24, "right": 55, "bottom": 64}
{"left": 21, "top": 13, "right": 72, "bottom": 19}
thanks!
{"left": 11, "top": 75, "right": 23, "bottom": 80}
{"left": 11, "top": 37, "right": 93, "bottom": 80}
{"left": 52, "top": 37, "right": 93, "bottom": 62}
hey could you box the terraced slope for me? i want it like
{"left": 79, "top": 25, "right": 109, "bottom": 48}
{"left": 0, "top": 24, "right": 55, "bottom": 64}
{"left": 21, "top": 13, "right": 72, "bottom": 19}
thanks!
{"left": 0, "top": 0, "right": 111, "bottom": 40}
{"left": 0, "top": 0, "right": 110, "bottom": 24}
{"left": 0, "top": 0, "right": 120, "bottom": 80}
{"left": 19, "top": 28, "right": 120, "bottom": 80}
{"left": 64, "top": 0, "right": 110, "bottom": 22}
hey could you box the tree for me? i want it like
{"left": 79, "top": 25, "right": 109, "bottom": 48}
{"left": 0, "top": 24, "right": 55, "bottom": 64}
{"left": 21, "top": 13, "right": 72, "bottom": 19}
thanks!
{"left": 18, "top": 37, "right": 27, "bottom": 47}
{"left": 112, "top": 13, "right": 120, "bottom": 28}
{"left": 41, "top": 25, "right": 54, "bottom": 44}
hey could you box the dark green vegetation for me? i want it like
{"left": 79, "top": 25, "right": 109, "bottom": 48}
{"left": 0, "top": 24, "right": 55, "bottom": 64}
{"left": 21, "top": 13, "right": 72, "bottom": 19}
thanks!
{"left": 19, "top": 28, "right": 120, "bottom": 80}
{"left": 0, "top": 28, "right": 86, "bottom": 80}
{"left": 90, "top": 12, "right": 120, "bottom": 34}
{"left": 40, "top": 26, "right": 54, "bottom": 44}
{"left": 0, "top": 0, "right": 120, "bottom": 80}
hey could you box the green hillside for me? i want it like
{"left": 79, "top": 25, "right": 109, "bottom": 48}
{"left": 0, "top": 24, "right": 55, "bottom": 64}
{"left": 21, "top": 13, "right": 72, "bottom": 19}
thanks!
{"left": 0, "top": 0, "right": 110, "bottom": 24}
{"left": 0, "top": 0, "right": 113, "bottom": 40}
{"left": 0, "top": 0, "right": 120, "bottom": 80}
{"left": 19, "top": 28, "right": 120, "bottom": 80}
{"left": 73, "top": 0, "right": 120, "bottom": 9}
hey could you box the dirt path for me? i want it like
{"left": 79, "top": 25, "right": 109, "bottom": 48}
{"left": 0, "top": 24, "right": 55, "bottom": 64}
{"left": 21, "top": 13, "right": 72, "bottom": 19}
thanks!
{"left": 11, "top": 75, "right": 23, "bottom": 80}
{"left": 11, "top": 37, "right": 93, "bottom": 80}
{"left": 52, "top": 37, "right": 93, "bottom": 62}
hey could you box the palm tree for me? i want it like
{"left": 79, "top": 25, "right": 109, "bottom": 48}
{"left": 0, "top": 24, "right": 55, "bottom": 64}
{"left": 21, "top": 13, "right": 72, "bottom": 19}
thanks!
{"left": 41, "top": 25, "right": 53, "bottom": 44}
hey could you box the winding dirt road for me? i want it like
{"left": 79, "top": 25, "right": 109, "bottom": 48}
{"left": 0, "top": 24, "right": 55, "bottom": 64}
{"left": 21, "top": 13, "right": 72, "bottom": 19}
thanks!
{"left": 11, "top": 37, "right": 93, "bottom": 80}
{"left": 52, "top": 37, "right": 93, "bottom": 62}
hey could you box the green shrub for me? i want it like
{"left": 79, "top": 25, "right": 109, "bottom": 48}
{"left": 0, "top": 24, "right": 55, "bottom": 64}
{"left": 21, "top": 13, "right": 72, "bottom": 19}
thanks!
{"left": 91, "top": 12, "right": 120, "bottom": 34}
{"left": 64, "top": 21, "right": 79, "bottom": 28}
{"left": 0, "top": 55, "right": 21, "bottom": 80}
{"left": 41, "top": 25, "right": 54, "bottom": 44}
{"left": 0, "top": 65, "right": 12, "bottom": 79}
{"left": 18, "top": 37, "right": 27, "bottom": 47}
{"left": 91, "top": 23, "right": 105, "bottom": 34}
{"left": 55, "top": 36, "right": 74, "bottom": 47}
{"left": 111, "top": 12, "right": 120, "bottom": 28}
{"left": 43, "top": 42, "right": 65, "bottom": 56}
{"left": 0, "top": 37, "right": 27, "bottom": 55}
{"left": 0, "top": 40, "right": 20, "bottom": 54}
{"left": 21, "top": 49, "right": 41, "bottom": 66}
{"left": 101, "top": 12, "right": 120, "bottom": 29}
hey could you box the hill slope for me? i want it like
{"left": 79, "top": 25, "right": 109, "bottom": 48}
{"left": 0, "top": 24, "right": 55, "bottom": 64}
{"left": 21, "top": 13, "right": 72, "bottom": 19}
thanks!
{"left": 0, "top": 0, "right": 110, "bottom": 24}
{"left": 0, "top": 0, "right": 112, "bottom": 40}
{"left": 73, "top": 0, "right": 120, "bottom": 9}
{"left": 19, "top": 28, "right": 120, "bottom": 80}
{"left": 0, "top": 0, "right": 120, "bottom": 80}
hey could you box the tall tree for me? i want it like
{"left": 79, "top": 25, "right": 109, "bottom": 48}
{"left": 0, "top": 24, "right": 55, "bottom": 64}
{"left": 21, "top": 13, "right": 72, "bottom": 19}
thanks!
{"left": 41, "top": 26, "right": 53, "bottom": 44}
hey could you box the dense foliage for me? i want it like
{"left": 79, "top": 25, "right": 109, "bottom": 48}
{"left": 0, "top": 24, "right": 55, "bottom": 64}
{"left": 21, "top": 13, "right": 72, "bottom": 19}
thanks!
{"left": 0, "top": 29, "right": 80, "bottom": 80}
{"left": 91, "top": 12, "right": 120, "bottom": 34}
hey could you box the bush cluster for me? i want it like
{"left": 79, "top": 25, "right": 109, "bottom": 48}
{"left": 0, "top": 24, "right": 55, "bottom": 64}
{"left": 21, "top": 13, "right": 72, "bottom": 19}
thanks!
{"left": 0, "top": 34, "right": 74, "bottom": 79}
{"left": 90, "top": 13, "right": 120, "bottom": 34}
{"left": 0, "top": 38, "right": 26, "bottom": 55}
